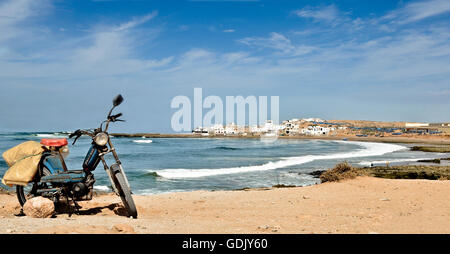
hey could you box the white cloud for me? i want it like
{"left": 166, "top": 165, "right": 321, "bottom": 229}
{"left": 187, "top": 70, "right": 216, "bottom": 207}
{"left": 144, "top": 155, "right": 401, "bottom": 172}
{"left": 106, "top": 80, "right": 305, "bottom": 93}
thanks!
{"left": 0, "top": 0, "right": 40, "bottom": 25}
{"left": 182, "top": 48, "right": 215, "bottom": 61}
{"left": 238, "top": 32, "right": 315, "bottom": 56}
{"left": 0, "top": 1, "right": 169, "bottom": 80}
{"left": 74, "top": 32, "right": 130, "bottom": 62}
{"left": 72, "top": 11, "right": 158, "bottom": 63}
{"left": 223, "top": 29, "right": 235, "bottom": 33}
{"left": 114, "top": 11, "right": 158, "bottom": 31}
{"left": 221, "top": 52, "right": 248, "bottom": 62}
{"left": 293, "top": 5, "right": 340, "bottom": 23}
{"left": 383, "top": 0, "right": 450, "bottom": 24}
{"left": 0, "top": 0, "right": 50, "bottom": 42}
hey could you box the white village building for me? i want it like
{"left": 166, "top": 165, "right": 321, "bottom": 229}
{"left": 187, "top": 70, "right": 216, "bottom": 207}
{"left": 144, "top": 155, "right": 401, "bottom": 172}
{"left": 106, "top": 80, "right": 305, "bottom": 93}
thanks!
{"left": 225, "top": 123, "right": 238, "bottom": 135}
{"left": 301, "top": 125, "right": 334, "bottom": 136}
{"left": 210, "top": 124, "right": 225, "bottom": 135}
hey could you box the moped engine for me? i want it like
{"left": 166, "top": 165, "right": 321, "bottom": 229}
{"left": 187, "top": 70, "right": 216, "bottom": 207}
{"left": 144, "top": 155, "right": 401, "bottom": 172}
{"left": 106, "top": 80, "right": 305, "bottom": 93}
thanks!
{"left": 72, "top": 182, "right": 88, "bottom": 197}
{"left": 72, "top": 173, "right": 95, "bottom": 201}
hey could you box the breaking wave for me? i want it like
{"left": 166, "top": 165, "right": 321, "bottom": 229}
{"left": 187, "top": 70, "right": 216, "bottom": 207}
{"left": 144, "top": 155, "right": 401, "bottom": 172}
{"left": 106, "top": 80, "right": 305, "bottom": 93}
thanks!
{"left": 94, "top": 185, "right": 111, "bottom": 191}
{"left": 132, "top": 139, "right": 153, "bottom": 144}
{"left": 34, "top": 133, "right": 68, "bottom": 138}
{"left": 150, "top": 141, "right": 405, "bottom": 179}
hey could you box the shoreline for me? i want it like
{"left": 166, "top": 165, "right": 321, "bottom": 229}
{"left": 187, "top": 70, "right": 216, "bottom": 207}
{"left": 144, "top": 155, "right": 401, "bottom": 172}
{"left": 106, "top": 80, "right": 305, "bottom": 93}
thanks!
{"left": 111, "top": 133, "right": 450, "bottom": 145}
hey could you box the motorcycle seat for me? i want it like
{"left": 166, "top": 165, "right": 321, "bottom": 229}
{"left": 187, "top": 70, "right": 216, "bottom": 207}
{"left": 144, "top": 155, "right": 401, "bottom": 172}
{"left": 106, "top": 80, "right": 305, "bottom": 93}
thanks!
{"left": 40, "top": 138, "right": 68, "bottom": 147}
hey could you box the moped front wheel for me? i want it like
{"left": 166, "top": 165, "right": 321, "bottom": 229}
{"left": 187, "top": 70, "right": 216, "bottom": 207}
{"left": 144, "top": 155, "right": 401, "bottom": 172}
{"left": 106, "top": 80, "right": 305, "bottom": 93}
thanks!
{"left": 113, "top": 171, "right": 138, "bottom": 219}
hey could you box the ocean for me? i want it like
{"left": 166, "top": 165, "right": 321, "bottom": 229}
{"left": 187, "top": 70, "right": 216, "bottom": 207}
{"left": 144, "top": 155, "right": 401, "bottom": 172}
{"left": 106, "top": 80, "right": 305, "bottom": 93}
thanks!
{"left": 0, "top": 132, "right": 446, "bottom": 195}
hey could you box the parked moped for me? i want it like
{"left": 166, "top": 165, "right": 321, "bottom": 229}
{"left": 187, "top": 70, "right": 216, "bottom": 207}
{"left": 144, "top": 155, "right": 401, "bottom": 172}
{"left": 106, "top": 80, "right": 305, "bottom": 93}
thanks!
{"left": 16, "top": 95, "right": 137, "bottom": 218}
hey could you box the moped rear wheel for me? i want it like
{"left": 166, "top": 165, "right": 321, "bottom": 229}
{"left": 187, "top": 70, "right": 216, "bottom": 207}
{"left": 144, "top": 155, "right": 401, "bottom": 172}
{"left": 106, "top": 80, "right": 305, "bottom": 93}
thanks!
{"left": 16, "top": 168, "right": 52, "bottom": 206}
{"left": 113, "top": 171, "right": 138, "bottom": 219}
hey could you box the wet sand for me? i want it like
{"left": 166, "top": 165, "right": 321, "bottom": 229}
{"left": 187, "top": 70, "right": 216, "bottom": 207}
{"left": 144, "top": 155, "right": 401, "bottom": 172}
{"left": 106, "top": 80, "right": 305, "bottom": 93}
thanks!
{"left": 0, "top": 177, "right": 449, "bottom": 234}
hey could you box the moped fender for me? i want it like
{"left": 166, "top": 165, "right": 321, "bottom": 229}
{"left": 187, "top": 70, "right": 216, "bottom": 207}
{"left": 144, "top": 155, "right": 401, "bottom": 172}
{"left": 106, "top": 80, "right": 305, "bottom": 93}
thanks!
{"left": 107, "top": 164, "right": 120, "bottom": 194}
{"left": 110, "top": 163, "right": 131, "bottom": 189}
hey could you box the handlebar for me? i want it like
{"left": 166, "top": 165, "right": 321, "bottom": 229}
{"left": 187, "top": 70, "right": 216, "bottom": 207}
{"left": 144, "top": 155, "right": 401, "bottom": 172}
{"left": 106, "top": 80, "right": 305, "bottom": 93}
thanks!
{"left": 72, "top": 135, "right": 81, "bottom": 145}
{"left": 70, "top": 95, "right": 125, "bottom": 145}
{"left": 109, "top": 113, "right": 124, "bottom": 122}
{"left": 69, "top": 129, "right": 94, "bottom": 145}
{"left": 68, "top": 129, "right": 81, "bottom": 138}
{"left": 112, "top": 113, "right": 122, "bottom": 118}
{"left": 70, "top": 111, "right": 124, "bottom": 145}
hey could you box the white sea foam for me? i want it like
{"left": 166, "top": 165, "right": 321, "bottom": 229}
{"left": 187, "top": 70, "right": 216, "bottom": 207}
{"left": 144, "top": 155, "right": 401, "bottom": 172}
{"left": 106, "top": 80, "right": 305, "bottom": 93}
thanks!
{"left": 133, "top": 139, "right": 153, "bottom": 144}
{"left": 35, "top": 133, "right": 67, "bottom": 138}
{"left": 94, "top": 185, "right": 110, "bottom": 191}
{"left": 152, "top": 141, "right": 405, "bottom": 179}
{"left": 136, "top": 189, "right": 195, "bottom": 195}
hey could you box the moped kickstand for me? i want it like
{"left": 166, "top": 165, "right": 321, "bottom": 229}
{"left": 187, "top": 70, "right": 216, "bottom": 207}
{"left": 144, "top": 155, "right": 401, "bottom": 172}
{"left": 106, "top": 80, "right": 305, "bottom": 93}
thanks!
{"left": 65, "top": 193, "right": 81, "bottom": 217}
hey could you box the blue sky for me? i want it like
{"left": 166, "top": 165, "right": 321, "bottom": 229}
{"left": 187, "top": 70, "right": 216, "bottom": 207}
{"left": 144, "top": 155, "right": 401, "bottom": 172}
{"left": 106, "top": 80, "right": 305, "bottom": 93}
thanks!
{"left": 0, "top": 0, "right": 449, "bottom": 133}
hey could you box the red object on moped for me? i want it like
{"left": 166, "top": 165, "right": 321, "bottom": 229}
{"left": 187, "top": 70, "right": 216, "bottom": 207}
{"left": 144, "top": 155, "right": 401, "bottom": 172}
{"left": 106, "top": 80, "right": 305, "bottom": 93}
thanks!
{"left": 40, "top": 138, "right": 68, "bottom": 147}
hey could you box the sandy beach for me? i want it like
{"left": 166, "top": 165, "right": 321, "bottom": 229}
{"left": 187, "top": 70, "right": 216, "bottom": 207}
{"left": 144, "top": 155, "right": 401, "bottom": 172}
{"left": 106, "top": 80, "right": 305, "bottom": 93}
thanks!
{"left": 0, "top": 176, "right": 449, "bottom": 234}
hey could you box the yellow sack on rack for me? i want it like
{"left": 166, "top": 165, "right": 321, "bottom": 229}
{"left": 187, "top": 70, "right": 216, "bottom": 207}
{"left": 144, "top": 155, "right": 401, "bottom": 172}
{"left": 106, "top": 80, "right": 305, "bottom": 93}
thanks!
{"left": 1, "top": 141, "right": 45, "bottom": 187}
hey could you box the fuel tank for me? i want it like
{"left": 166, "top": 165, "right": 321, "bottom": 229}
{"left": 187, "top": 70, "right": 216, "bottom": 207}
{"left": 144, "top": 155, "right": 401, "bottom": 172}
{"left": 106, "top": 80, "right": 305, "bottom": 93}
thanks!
{"left": 83, "top": 144, "right": 101, "bottom": 171}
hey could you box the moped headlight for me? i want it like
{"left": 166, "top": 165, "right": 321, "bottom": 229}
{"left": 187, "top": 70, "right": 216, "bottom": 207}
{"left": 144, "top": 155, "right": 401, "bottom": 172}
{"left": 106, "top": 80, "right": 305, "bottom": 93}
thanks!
{"left": 94, "top": 132, "right": 109, "bottom": 146}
